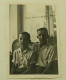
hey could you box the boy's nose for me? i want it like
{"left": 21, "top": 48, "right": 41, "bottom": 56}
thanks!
{"left": 41, "top": 35, "right": 43, "bottom": 38}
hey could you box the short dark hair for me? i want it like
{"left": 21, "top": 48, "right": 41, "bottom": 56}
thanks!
{"left": 19, "top": 32, "right": 31, "bottom": 42}
{"left": 37, "top": 27, "right": 48, "bottom": 36}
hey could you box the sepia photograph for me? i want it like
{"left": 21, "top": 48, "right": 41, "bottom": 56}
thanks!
{"left": 8, "top": 3, "right": 61, "bottom": 78}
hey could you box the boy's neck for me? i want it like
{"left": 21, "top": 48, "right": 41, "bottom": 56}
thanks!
{"left": 21, "top": 45, "right": 28, "bottom": 52}
{"left": 40, "top": 41, "right": 47, "bottom": 48}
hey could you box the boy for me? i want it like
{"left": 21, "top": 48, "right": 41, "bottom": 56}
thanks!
{"left": 34, "top": 28, "right": 58, "bottom": 74}
{"left": 11, "top": 32, "right": 36, "bottom": 74}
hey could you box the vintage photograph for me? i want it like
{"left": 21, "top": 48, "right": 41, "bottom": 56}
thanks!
{"left": 9, "top": 3, "right": 59, "bottom": 77}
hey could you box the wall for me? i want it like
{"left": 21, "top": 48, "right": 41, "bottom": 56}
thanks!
{"left": 23, "top": 4, "right": 46, "bottom": 42}
{"left": 23, "top": 4, "right": 56, "bottom": 42}
{"left": 9, "top": 5, "right": 17, "bottom": 51}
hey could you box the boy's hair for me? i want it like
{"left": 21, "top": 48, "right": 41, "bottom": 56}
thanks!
{"left": 37, "top": 27, "right": 48, "bottom": 36}
{"left": 19, "top": 32, "right": 31, "bottom": 42}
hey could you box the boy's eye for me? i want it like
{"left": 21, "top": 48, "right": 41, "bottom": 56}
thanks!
{"left": 39, "top": 34, "right": 41, "bottom": 36}
{"left": 20, "top": 38, "right": 22, "bottom": 40}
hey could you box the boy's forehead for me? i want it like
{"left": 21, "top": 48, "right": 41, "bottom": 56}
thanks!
{"left": 37, "top": 30, "right": 45, "bottom": 34}
{"left": 19, "top": 34, "right": 26, "bottom": 38}
{"left": 19, "top": 34, "right": 23, "bottom": 37}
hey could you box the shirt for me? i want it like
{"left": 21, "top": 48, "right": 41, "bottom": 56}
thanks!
{"left": 12, "top": 47, "right": 33, "bottom": 69}
{"left": 34, "top": 42, "right": 57, "bottom": 67}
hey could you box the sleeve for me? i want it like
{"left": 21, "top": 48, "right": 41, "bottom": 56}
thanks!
{"left": 12, "top": 49, "right": 19, "bottom": 66}
{"left": 41, "top": 46, "right": 54, "bottom": 67}
{"left": 12, "top": 50, "right": 16, "bottom": 63}
{"left": 48, "top": 47, "right": 54, "bottom": 64}
{"left": 29, "top": 52, "right": 37, "bottom": 65}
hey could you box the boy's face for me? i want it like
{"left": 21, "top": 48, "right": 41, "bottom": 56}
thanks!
{"left": 37, "top": 30, "right": 48, "bottom": 43}
{"left": 19, "top": 34, "right": 29, "bottom": 47}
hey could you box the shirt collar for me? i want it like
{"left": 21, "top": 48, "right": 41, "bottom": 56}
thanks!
{"left": 23, "top": 49, "right": 27, "bottom": 53}
{"left": 21, "top": 47, "right": 31, "bottom": 54}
